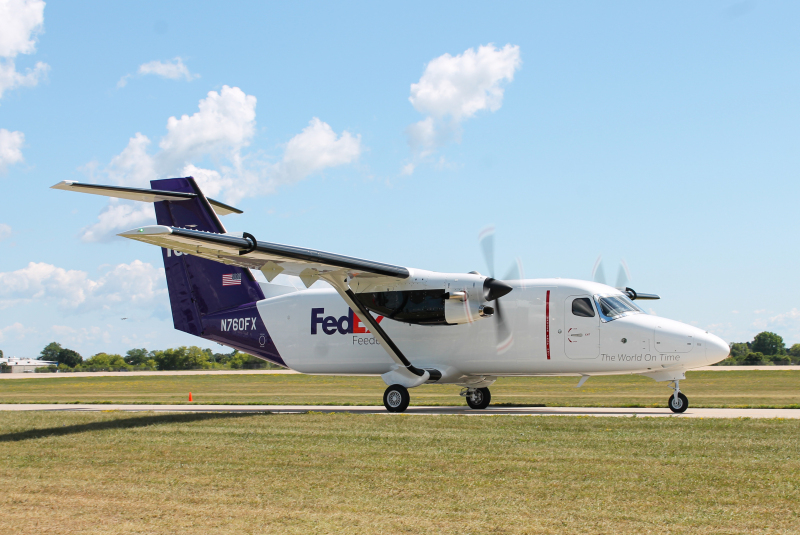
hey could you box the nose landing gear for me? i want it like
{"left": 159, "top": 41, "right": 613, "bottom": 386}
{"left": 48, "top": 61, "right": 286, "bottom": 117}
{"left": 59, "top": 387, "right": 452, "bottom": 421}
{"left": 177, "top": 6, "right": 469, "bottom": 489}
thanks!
{"left": 668, "top": 380, "right": 688, "bottom": 413}
{"left": 463, "top": 387, "right": 492, "bottom": 410}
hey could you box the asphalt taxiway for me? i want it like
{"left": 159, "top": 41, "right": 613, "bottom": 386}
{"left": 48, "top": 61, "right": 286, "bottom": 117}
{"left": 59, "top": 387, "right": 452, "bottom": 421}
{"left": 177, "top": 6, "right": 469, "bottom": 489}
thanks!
{"left": 0, "top": 404, "right": 796, "bottom": 418}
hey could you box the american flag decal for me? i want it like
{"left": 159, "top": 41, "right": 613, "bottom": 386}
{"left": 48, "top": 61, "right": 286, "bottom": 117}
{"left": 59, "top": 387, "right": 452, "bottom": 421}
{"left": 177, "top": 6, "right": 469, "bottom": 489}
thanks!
{"left": 222, "top": 273, "right": 242, "bottom": 286}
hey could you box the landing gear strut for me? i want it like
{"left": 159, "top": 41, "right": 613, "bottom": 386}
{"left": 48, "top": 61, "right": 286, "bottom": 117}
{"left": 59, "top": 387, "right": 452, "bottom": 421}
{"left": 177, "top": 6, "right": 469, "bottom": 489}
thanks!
{"left": 668, "top": 380, "right": 688, "bottom": 413}
{"left": 464, "top": 387, "right": 492, "bottom": 410}
{"left": 383, "top": 384, "right": 410, "bottom": 413}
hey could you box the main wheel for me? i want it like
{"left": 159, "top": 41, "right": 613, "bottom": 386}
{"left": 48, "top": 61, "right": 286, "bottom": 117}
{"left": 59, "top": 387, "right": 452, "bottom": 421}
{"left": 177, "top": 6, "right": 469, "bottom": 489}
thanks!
{"left": 383, "top": 384, "right": 410, "bottom": 413}
{"left": 668, "top": 392, "right": 688, "bottom": 413}
{"left": 466, "top": 387, "right": 491, "bottom": 410}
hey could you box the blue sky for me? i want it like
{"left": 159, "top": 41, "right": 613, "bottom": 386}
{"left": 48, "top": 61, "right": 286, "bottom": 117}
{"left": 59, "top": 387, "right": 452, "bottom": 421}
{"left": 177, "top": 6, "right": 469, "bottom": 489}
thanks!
{"left": 1, "top": 0, "right": 798, "bottom": 358}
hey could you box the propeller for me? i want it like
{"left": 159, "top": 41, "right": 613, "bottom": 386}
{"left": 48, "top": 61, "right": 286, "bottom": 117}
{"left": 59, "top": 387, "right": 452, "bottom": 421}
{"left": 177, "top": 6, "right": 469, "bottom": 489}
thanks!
{"left": 592, "top": 255, "right": 660, "bottom": 300}
{"left": 479, "top": 226, "right": 520, "bottom": 354}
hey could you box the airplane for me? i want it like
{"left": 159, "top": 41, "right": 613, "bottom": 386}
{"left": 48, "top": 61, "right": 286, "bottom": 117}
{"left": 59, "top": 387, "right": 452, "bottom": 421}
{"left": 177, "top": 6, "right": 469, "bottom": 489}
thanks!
{"left": 52, "top": 177, "right": 730, "bottom": 413}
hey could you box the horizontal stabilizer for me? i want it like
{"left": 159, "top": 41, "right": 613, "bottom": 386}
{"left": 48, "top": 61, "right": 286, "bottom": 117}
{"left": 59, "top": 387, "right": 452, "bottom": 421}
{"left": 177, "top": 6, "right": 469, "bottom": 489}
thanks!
{"left": 50, "top": 181, "right": 242, "bottom": 216}
{"left": 119, "top": 225, "right": 410, "bottom": 281}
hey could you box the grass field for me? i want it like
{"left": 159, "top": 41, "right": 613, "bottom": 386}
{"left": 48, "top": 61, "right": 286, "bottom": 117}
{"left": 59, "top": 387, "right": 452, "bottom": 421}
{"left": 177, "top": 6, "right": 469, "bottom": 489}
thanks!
{"left": 0, "top": 411, "right": 798, "bottom": 534}
{"left": 1, "top": 370, "right": 799, "bottom": 408}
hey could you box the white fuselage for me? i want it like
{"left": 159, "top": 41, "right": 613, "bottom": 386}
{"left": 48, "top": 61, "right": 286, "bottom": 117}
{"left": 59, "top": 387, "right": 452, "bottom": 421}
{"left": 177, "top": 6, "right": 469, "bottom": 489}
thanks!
{"left": 256, "top": 278, "right": 730, "bottom": 385}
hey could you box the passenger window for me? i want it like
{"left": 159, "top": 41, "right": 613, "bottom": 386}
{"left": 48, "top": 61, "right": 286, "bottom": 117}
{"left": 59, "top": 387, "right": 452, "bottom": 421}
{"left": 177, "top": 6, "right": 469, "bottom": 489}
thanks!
{"left": 572, "top": 297, "right": 595, "bottom": 318}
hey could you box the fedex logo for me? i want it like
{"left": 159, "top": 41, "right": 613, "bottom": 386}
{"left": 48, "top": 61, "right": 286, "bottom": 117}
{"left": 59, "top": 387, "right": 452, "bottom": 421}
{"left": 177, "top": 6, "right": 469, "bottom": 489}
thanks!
{"left": 311, "top": 308, "right": 383, "bottom": 335}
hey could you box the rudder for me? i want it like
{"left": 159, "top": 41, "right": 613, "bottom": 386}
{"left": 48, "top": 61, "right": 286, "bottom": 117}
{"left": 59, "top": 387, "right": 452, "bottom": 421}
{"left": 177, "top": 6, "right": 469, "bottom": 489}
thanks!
{"left": 151, "top": 177, "right": 265, "bottom": 335}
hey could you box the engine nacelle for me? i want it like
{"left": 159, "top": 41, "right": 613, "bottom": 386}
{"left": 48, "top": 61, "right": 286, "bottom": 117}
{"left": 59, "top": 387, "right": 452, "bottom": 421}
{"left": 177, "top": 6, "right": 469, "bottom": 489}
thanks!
{"left": 351, "top": 270, "right": 511, "bottom": 326}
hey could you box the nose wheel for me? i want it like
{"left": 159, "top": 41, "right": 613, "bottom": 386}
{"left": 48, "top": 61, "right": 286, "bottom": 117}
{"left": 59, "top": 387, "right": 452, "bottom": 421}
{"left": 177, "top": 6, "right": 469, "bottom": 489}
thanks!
{"left": 465, "top": 387, "right": 492, "bottom": 410}
{"left": 383, "top": 384, "right": 410, "bottom": 413}
{"left": 668, "top": 380, "right": 688, "bottom": 413}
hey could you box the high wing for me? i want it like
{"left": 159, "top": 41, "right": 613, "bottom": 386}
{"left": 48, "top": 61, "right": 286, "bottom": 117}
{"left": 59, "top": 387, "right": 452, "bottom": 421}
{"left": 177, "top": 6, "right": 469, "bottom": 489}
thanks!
{"left": 120, "top": 225, "right": 410, "bottom": 286}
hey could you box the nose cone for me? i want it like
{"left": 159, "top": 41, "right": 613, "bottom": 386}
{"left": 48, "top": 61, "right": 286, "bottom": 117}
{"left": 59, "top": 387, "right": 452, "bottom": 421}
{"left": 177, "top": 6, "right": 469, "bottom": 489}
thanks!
{"left": 483, "top": 278, "right": 513, "bottom": 301}
{"left": 705, "top": 333, "right": 730, "bottom": 364}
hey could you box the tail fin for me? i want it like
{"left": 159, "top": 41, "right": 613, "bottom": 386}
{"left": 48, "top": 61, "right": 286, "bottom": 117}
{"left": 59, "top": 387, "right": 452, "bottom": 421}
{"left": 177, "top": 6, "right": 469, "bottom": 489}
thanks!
{"left": 51, "top": 177, "right": 284, "bottom": 366}
{"left": 151, "top": 177, "right": 265, "bottom": 335}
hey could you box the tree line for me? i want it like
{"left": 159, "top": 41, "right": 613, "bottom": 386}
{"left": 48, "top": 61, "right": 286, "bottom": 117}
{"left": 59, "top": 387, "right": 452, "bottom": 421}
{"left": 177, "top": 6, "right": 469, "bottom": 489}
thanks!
{"left": 2, "top": 331, "right": 798, "bottom": 372}
{"left": 717, "top": 331, "right": 800, "bottom": 365}
{"left": 30, "top": 342, "right": 284, "bottom": 372}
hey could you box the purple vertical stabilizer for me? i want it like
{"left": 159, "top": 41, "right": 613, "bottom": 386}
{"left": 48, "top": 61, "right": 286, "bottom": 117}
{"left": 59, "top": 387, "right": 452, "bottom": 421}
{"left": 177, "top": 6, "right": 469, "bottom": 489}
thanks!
{"left": 151, "top": 177, "right": 284, "bottom": 366}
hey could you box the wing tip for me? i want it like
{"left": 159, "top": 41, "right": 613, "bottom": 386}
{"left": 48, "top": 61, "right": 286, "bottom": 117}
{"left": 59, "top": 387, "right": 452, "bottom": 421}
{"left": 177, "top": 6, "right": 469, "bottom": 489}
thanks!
{"left": 118, "top": 225, "right": 173, "bottom": 238}
{"left": 50, "top": 180, "right": 77, "bottom": 190}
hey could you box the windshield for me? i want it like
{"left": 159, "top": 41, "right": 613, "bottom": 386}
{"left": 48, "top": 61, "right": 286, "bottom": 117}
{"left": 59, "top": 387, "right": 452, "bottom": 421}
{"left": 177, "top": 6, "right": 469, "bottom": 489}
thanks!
{"left": 594, "top": 294, "right": 644, "bottom": 321}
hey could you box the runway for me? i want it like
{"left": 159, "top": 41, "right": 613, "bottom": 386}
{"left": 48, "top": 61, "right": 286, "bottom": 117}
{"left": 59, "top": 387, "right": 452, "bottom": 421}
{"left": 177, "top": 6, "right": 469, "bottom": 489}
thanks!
{"left": 0, "top": 404, "right": 796, "bottom": 418}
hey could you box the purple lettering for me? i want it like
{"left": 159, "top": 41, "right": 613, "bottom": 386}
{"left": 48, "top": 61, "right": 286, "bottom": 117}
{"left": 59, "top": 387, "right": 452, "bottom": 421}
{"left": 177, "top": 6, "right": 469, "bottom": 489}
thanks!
{"left": 323, "top": 316, "right": 338, "bottom": 335}
{"left": 311, "top": 308, "right": 325, "bottom": 334}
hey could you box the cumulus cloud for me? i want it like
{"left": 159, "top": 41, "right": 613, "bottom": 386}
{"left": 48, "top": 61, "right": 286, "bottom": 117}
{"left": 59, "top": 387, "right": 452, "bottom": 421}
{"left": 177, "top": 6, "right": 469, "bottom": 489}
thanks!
{"left": 80, "top": 201, "right": 155, "bottom": 243}
{"left": 118, "top": 57, "right": 199, "bottom": 88}
{"left": 0, "top": 128, "right": 24, "bottom": 171}
{"left": 0, "top": 260, "right": 167, "bottom": 312}
{"left": 753, "top": 308, "right": 800, "bottom": 340}
{"left": 84, "top": 86, "right": 361, "bottom": 239}
{"left": 158, "top": 85, "right": 256, "bottom": 165}
{"left": 139, "top": 57, "right": 198, "bottom": 81}
{"left": 405, "top": 44, "right": 521, "bottom": 167}
{"left": 0, "top": 0, "right": 49, "bottom": 99}
{"left": 272, "top": 117, "right": 361, "bottom": 187}
{"left": 0, "top": 322, "right": 34, "bottom": 343}
{"left": 0, "top": 223, "right": 11, "bottom": 240}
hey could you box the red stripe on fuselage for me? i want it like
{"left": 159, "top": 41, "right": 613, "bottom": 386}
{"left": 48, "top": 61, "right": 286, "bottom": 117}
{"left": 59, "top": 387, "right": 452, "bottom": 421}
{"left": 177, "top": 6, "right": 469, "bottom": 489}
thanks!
{"left": 546, "top": 290, "right": 550, "bottom": 360}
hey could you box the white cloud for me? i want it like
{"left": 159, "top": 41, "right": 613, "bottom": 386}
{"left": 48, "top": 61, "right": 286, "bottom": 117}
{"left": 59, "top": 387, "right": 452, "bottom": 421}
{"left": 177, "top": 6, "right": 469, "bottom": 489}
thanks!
{"left": 0, "top": 0, "right": 44, "bottom": 57}
{"left": 138, "top": 57, "right": 198, "bottom": 81}
{"left": 754, "top": 308, "right": 800, "bottom": 338}
{"left": 0, "top": 223, "right": 11, "bottom": 240}
{"left": 272, "top": 117, "right": 361, "bottom": 186}
{"left": 0, "top": 0, "right": 48, "bottom": 98}
{"left": 0, "top": 59, "right": 48, "bottom": 97}
{"left": 80, "top": 201, "right": 155, "bottom": 242}
{"left": 0, "top": 260, "right": 167, "bottom": 312}
{"left": 405, "top": 44, "right": 521, "bottom": 167}
{"left": 84, "top": 86, "right": 361, "bottom": 239}
{"left": 0, "top": 128, "right": 24, "bottom": 171}
{"left": 118, "top": 57, "right": 199, "bottom": 88}
{"left": 106, "top": 132, "right": 157, "bottom": 188}
{"left": 0, "top": 322, "right": 34, "bottom": 343}
{"left": 158, "top": 85, "right": 256, "bottom": 166}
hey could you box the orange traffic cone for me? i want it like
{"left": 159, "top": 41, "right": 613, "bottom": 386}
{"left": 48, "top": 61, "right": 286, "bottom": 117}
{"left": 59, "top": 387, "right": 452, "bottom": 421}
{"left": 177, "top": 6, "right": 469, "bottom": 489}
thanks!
{"left": 189, "top": 392, "right": 193, "bottom": 402}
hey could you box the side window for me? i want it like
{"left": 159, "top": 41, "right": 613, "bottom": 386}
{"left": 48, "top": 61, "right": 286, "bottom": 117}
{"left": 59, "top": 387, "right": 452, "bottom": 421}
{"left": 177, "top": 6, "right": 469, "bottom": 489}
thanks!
{"left": 572, "top": 297, "right": 595, "bottom": 318}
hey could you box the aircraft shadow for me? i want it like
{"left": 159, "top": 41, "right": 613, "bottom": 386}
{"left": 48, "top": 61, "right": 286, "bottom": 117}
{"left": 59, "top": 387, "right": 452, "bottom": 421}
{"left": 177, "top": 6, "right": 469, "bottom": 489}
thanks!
{"left": 0, "top": 412, "right": 259, "bottom": 443}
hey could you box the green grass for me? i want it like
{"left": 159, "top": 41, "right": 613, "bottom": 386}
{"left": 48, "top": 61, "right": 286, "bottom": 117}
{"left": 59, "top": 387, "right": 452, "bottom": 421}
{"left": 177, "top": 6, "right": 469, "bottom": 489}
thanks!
{"left": 1, "top": 370, "right": 799, "bottom": 408}
{"left": 0, "top": 411, "right": 798, "bottom": 534}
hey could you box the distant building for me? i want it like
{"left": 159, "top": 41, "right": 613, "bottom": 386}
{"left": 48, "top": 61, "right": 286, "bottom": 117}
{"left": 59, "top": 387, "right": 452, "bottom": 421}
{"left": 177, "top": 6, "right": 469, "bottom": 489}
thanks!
{"left": 0, "top": 358, "right": 58, "bottom": 373}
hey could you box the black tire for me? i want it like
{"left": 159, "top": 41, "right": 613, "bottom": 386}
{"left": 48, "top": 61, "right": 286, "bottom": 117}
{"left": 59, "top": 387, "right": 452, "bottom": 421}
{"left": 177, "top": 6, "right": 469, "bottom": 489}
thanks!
{"left": 466, "top": 387, "right": 491, "bottom": 410}
{"left": 668, "top": 392, "right": 688, "bottom": 413}
{"left": 383, "top": 384, "right": 410, "bottom": 413}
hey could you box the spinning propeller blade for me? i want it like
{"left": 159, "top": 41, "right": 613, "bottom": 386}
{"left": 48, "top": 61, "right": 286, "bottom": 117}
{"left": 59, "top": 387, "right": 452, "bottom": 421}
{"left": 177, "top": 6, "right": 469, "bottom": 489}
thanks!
{"left": 615, "top": 259, "right": 631, "bottom": 290}
{"left": 592, "top": 255, "right": 606, "bottom": 285}
{"left": 591, "top": 256, "right": 660, "bottom": 301}
{"left": 478, "top": 226, "right": 518, "bottom": 354}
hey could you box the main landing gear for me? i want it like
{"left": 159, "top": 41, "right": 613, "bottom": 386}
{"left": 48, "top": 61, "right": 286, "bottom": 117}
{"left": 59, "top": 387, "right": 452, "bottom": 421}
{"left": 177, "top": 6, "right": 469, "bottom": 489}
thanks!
{"left": 463, "top": 387, "right": 491, "bottom": 410}
{"left": 668, "top": 380, "right": 688, "bottom": 413}
{"left": 382, "top": 385, "right": 494, "bottom": 412}
{"left": 383, "top": 384, "right": 410, "bottom": 413}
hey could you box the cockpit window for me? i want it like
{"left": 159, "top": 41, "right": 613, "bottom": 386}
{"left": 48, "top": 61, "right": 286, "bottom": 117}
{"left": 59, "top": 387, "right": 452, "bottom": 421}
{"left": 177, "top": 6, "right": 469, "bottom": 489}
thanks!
{"left": 572, "top": 297, "right": 595, "bottom": 317}
{"left": 594, "top": 294, "right": 644, "bottom": 321}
